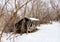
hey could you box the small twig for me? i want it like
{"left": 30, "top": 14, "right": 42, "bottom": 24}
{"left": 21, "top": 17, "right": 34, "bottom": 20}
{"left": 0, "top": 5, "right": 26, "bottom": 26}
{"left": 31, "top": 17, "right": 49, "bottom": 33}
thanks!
{"left": 0, "top": 34, "right": 2, "bottom": 42}
{"left": 6, "top": 34, "right": 20, "bottom": 40}
{"left": 6, "top": 33, "right": 13, "bottom": 40}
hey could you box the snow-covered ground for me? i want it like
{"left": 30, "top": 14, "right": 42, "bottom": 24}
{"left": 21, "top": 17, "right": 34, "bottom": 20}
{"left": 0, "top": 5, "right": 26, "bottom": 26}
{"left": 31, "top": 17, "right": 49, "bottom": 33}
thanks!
{"left": 1, "top": 21, "right": 60, "bottom": 42}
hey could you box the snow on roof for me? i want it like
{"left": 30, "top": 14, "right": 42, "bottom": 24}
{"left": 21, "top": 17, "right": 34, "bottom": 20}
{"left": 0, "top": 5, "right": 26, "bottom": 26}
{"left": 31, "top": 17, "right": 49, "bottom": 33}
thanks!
{"left": 29, "top": 18, "right": 39, "bottom": 21}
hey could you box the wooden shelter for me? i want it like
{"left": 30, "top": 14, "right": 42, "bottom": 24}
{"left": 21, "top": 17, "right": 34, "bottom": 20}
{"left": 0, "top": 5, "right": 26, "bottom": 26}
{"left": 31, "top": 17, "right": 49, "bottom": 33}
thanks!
{"left": 15, "top": 17, "right": 39, "bottom": 34}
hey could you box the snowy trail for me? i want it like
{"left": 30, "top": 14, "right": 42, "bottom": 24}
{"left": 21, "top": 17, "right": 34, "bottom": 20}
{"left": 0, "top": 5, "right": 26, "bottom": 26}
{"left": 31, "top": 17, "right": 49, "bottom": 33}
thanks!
{"left": 36, "top": 22, "right": 60, "bottom": 42}
{"left": 1, "top": 21, "right": 60, "bottom": 42}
